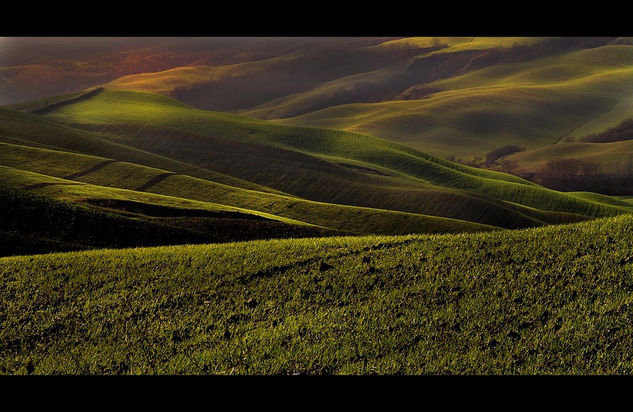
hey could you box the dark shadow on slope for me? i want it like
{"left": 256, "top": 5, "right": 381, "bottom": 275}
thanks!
{"left": 63, "top": 159, "right": 117, "bottom": 180}
{"left": 135, "top": 172, "right": 178, "bottom": 191}
{"left": 31, "top": 88, "right": 104, "bottom": 115}
{"left": 0, "top": 187, "right": 341, "bottom": 257}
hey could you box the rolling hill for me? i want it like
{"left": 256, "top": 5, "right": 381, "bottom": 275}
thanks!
{"left": 0, "top": 37, "right": 392, "bottom": 105}
{"left": 276, "top": 44, "right": 633, "bottom": 160}
{"left": 71, "top": 37, "right": 633, "bottom": 197}
{"left": 4, "top": 89, "right": 631, "bottom": 236}
{"left": 3, "top": 213, "right": 633, "bottom": 374}
{"left": 0, "top": 186, "right": 335, "bottom": 257}
{"left": 9, "top": 37, "right": 632, "bottom": 182}
{"left": 492, "top": 116, "right": 633, "bottom": 195}
{"left": 4, "top": 37, "right": 633, "bottom": 376}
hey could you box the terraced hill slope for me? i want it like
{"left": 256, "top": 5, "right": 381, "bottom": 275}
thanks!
{"left": 0, "top": 93, "right": 506, "bottom": 256}
{"left": 3, "top": 214, "right": 633, "bottom": 374}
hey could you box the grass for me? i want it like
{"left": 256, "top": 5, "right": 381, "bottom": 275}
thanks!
{"left": 3, "top": 40, "right": 633, "bottom": 375}
{"left": 504, "top": 140, "right": 633, "bottom": 177}
{"left": 103, "top": 38, "right": 548, "bottom": 97}
{"left": 2, "top": 89, "right": 630, "bottom": 233}
{"left": 370, "top": 37, "right": 548, "bottom": 53}
{"left": 104, "top": 56, "right": 294, "bottom": 95}
{"left": 0, "top": 165, "right": 497, "bottom": 236}
{"left": 278, "top": 45, "right": 633, "bottom": 159}
{"left": 0, "top": 106, "right": 282, "bottom": 195}
{"left": 0, "top": 165, "right": 262, "bottom": 217}
{"left": 40, "top": 90, "right": 633, "bottom": 220}
{"left": 22, "top": 38, "right": 630, "bottom": 171}
{"left": 2, "top": 213, "right": 633, "bottom": 374}
{"left": 0, "top": 176, "right": 345, "bottom": 258}
{"left": 0, "top": 186, "right": 207, "bottom": 256}
{"left": 240, "top": 38, "right": 552, "bottom": 121}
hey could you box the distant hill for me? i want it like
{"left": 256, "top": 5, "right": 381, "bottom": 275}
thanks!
{"left": 6, "top": 37, "right": 633, "bottom": 195}
{"left": 277, "top": 42, "right": 633, "bottom": 160}
{"left": 0, "top": 37, "right": 393, "bottom": 105}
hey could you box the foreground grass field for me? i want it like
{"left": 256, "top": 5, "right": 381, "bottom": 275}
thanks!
{"left": 2, "top": 214, "right": 633, "bottom": 374}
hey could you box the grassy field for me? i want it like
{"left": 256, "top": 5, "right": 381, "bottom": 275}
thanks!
{"left": 98, "top": 37, "right": 565, "bottom": 121}
{"left": 2, "top": 213, "right": 633, "bottom": 374}
{"left": 104, "top": 56, "right": 295, "bottom": 95}
{"left": 368, "top": 37, "right": 549, "bottom": 53}
{"left": 0, "top": 164, "right": 497, "bottom": 238}
{"left": 4, "top": 38, "right": 633, "bottom": 375}
{"left": 240, "top": 37, "right": 551, "bottom": 120}
{"left": 80, "top": 38, "right": 633, "bottom": 196}
{"left": 39, "top": 90, "right": 633, "bottom": 218}
{"left": 1, "top": 89, "right": 630, "bottom": 239}
{"left": 7, "top": 38, "right": 631, "bottom": 170}
{"left": 0, "top": 179, "right": 342, "bottom": 258}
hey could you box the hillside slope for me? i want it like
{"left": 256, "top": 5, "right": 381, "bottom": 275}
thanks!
{"left": 101, "top": 37, "right": 615, "bottom": 122}
{"left": 0, "top": 164, "right": 495, "bottom": 241}
{"left": 7, "top": 37, "right": 630, "bottom": 168}
{"left": 2, "top": 214, "right": 633, "bottom": 374}
{"left": 43, "top": 90, "right": 633, "bottom": 217}
{"left": 3, "top": 89, "right": 630, "bottom": 233}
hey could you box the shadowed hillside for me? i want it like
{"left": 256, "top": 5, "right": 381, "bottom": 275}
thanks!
{"left": 95, "top": 38, "right": 633, "bottom": 191}
{"left": 9, "top": 37, "right": 632, "bottom": 193}
{"left": 0, "top": 37, "right": 391, "bottom": 105}
{"left": 0, "top": 184, "right": 341, "bottom": 257}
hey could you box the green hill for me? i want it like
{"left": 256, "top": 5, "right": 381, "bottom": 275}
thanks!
{"left": 498, "top": 134, "right": 633, "bottom": 195}
{"left": 4, "top": 38, "right": 633, "bottom": 375}
{"left": 6, "top": 37, "right": 630, "bottom": 170}
{"left": 2, "top": 88, "right": 630, "bottom": 240}
{"left": 0, "top": 164, "right": 495, "bottom": 240}
{"left": 278, "top": 45, "right": 633, "bottom": 160}
{"left": 2, "top": 213, "right": 633, "bottom": 374}
{"left": 40, "top": 90, "right": 633, "bottom": 215}
{"left": 89, "top": 38, "right": 633, "bottom": 194}
{"left": 9, "top": 37, "right": 632, "bottom": 197}
{"left": 98, "top": 37, "right": 613, "bottom": 123}
{"left": 505, "top": 139, "right": 633, "bottom": 174}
